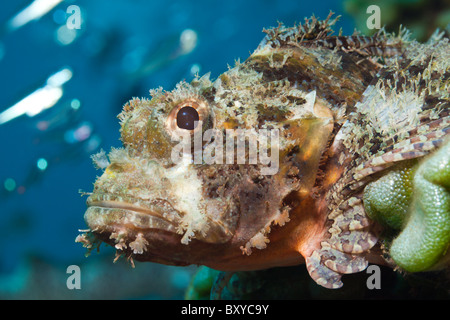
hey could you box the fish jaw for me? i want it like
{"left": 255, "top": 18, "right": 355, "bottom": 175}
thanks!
{"left": 78, "top": 141, "right": 332, "bottom": 270}
{"left": 81, "top": 188, "right": 327, "bottom": 271}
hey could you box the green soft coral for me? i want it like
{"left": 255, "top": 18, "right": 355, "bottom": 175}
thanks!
{"left": 363, "top": 161, "right": 416, "bottom": 230}
{"left": 185, "top": 266, "right": 221, "bottom": 300}
{"left": 364, "top": 139, "right": 450, "bottom": 273}
{"left": 390, "top": 140, "right": 450, "bottom": 272}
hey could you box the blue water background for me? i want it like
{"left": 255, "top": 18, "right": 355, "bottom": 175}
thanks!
{"left": 0, "top": 0, "right": 355, "bottom": 299}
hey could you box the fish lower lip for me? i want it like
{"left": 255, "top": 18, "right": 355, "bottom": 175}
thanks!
{"left": 87, "top": 199, "right": 176, "bottom": 225}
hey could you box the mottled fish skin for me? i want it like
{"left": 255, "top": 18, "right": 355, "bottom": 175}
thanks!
{"left": 77, "top": 13, "right": 450, "bottom": 289}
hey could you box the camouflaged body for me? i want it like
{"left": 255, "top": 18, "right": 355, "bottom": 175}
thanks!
{"left": 77, "top": 14, "right": 450, "bottom": 289}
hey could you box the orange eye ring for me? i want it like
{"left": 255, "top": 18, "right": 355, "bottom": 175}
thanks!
{"left": 165, "top": 97, "right": 212, "bottom": 141}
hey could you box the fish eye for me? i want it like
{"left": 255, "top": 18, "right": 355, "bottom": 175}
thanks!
{"left": 176, "top": 106, "right": 200, "bottom": 130}
{"left": 166, "top": 97, "right": 213, "bottom": 141}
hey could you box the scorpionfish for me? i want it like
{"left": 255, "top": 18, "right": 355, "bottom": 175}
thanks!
{"left": 77, "top": 13, "right": 450, "bottom": 289}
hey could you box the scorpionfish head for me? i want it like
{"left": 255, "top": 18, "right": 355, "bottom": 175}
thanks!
{"left": 79, "top": 59, "right": 336, "bottom": 270}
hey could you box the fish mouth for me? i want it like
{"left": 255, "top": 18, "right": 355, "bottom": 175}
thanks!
{"left": 84, "top": 193, "right": 182, "bottom": 234}
{"left": 79, "top": 192, "right": 201, "bottom": 267}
